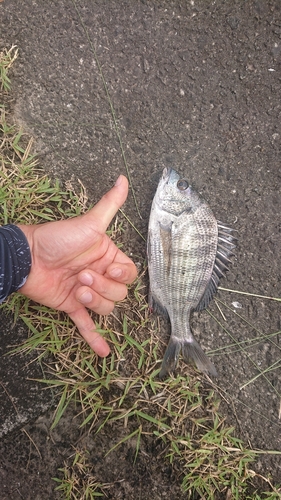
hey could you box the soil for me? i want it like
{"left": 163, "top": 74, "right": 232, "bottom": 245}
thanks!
{"left": 0, "top": 0, "right": 281, "bottom": 498}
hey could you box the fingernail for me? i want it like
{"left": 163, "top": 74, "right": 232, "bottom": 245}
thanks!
{"left": 115, "top": 175, "right": 122, "bottom": 187}
{"left": 109, "top": 268, "right": 122, "bottom": 278}
{"left": 80, "top": 272, "right": 93, "bottom": 286}
{"left": 80, "top": 291, "right": 93, "bottom": 304}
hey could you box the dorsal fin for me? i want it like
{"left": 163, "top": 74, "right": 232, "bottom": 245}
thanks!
{"left": 195, "top": 221, "right": 237, "bottom": 312}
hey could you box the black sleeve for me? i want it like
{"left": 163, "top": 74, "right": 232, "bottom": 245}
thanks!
{"left": 0, "top": 224, "right": 32, "bottom": 303}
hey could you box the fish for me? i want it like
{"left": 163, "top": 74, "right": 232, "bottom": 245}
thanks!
{"left": 147, "top": 167, "right": 236, "bottom": 378}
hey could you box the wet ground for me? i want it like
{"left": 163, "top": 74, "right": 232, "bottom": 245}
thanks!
{"left": 0, "top": 0, "right": 281, "bottom": 498}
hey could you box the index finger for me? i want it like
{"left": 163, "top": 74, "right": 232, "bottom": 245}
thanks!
{"left": 87, "top": 175, "right": 128, "bottom": 234}
{"left": 69, "top": 307, "right": 110, "bottom": 357}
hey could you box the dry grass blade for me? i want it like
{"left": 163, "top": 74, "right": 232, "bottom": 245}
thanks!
{"left": 208, "top": 298, "right": 281, "bottom": 399}
{"left": 71, "top": 0, "right": 142, "bottom": 220}
{"left": 219, "top": 286, "right": 281, "bottom": 302}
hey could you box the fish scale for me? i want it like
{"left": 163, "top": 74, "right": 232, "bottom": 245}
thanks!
{"left": 147, "top": 167, "right": 236, "bottom": 378}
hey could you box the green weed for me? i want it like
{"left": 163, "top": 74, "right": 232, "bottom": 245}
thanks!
{"left": 0, "top": 45, "right": 18, "bottom": 91}
{"left": 53, "top": 449, "right": 106, "bottom": 499}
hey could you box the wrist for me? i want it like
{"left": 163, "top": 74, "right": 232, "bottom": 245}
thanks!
{"left": 0, "top": 224, "right": 32, "bottom": 302}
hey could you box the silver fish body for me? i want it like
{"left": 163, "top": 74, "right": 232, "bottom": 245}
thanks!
{"left": 147, "top": 167, "right": 236, "bottom": 378}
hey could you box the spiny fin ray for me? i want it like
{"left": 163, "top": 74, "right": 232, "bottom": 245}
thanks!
{"left": 195, "top": 221, "right": 237, "bottom": 311}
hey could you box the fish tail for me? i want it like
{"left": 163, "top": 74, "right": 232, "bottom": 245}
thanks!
{"left": 182, "top": 338, "right": 218, "bottom": 377}
{"left": 159, "top": 336, "right": 218, "bottom": 379}
{"left": 159, "top": 336, "right": 181, "bottom": 379}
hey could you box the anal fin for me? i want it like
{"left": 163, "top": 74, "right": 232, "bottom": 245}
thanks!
{"left": 148, "top": 288, "right": 168, "bottom": 318}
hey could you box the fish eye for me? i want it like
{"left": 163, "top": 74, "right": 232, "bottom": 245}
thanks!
{"left": 177, "top": 179, "right": 189, "bottom": 191}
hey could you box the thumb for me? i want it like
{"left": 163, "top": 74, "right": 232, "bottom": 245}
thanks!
{"left": 87, "top": 175, "right": 128, "bottom": 233}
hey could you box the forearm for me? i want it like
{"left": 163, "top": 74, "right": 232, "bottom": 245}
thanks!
{"left": 0, "top": 224, "right": 31, "bottom": 303}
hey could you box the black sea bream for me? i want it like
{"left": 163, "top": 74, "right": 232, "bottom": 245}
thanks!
{"left": 147, "top": 167, "right": 236, "bottom": 378}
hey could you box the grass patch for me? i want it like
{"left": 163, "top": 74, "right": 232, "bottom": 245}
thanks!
{"left": 53, "top": 448, "right": 107, "bottom": 498}
{"left": 0, "top": 45, "right": 18, "bottom": 92}
{"left": 1, "top": 46, "right": 281, "bottom": 499}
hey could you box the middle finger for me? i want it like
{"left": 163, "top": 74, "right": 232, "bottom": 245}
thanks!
{"left": 78, "top": 270, "right": 128, "bottom": 302}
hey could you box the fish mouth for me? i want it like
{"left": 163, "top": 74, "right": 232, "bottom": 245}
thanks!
{"left": 162, "top": 167, "right": 180, "bottom": 183}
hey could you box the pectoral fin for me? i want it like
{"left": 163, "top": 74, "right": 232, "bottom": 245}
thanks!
{"left": 159, "top": 221, "right": 173, "bottom": 275}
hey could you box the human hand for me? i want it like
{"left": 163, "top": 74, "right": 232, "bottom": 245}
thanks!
{"left": 18, "top": 175, "right": 137, "bottom": 357}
